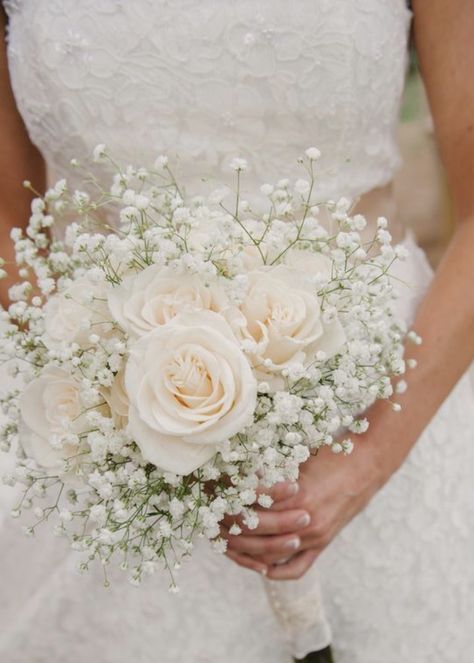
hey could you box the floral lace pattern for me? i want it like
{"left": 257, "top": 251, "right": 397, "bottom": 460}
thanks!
{"left": 2, "top": 2, "right": 474, "bottom": 662}
{"left": 6, "top": 0, "right": 411, "bottom": 204}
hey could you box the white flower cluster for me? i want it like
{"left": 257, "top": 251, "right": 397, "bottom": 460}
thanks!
{"left": 0, "top": 146, "right": 416, "bottom": 588}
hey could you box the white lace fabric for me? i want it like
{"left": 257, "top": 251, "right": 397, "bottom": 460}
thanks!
{"left": 5, "top": 0, "right": 410, "bottom": 204}
{"left": 1, "top": 2, "right": 474, "bottom": 662}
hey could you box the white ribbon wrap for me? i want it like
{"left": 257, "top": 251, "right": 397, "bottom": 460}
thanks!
{"left": 262, "top": 564, "right": 331, "bottom": 659}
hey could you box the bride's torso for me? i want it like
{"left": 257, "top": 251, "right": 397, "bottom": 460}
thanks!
{"left": 4, "top": 0, "right": 411, "bottom": 235}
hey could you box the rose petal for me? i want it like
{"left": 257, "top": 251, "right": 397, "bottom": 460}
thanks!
{"left": 127, "top": 405, "right": 217, "bottom": 474}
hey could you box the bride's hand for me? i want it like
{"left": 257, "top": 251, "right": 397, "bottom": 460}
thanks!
{"left": 223, "top": 479, "right": 312, "bottom": 576}
{"left": 223, "top": 434, "right": 388, "bottom": 580}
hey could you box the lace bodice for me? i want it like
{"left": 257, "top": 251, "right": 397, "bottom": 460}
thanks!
{"left": 5, "top": 0, "right": 411, "bottom": 203}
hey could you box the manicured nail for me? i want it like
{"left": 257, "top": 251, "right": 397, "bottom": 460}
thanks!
{"left": 296, "top": 513, "right": 311, "bottom": 528}
{"left": 284, "top": 536, "right": 301, "bottom": 551}
{"left": 287, "top": 482, "right": 299, "bottom": 496}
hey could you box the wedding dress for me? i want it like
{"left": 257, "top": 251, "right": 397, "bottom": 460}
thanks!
{"left": 1, "top": 1, "right": 474, "bottom": 662}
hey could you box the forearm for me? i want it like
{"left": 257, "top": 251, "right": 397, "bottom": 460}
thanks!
{"left": 0, "top": 217, "right": 23, "bottom": 309}
{"left": 0, "top": 153, "right": 46, "bottom": 310}
{"left": 363, "top": 218, "right": 474, "bottom": 480}
{"left": 0, "top": 177, "right": 46, "bottom": 310}
{"left": 0, "top": 13, "right": 46, "bottom": 309}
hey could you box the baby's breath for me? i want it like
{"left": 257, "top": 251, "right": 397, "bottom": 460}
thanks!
{"left": 0, "top": 145, "right": 414, "bottom": 590}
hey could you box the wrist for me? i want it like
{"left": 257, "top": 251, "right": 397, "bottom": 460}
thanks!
{"left": 356, "top": 399, "right": 413, "bottom": 486}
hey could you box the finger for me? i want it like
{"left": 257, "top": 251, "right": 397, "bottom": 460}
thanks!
{"left": 266, "top": 549, "right": 319, "bottom": 581}
{"left": 266, "top": 484, "right": 309, "bottom": 512}
{"left": 225, "top": 549, "right": 268, "bottom": 576}
{"left": 222, "top": 509, "right": 311, "bottom": 536}
{"left": 225, "top": 530, "right": 302, "bottom": 560}
{"left": 251, "top": 508, "right": 311, "bottom": 535}
{"left": 256, "top": 481, "right": 299, "bottom": 505}
{"left": 223, "top": 508, "right": 310, "bottom": 536}
{"left": 273, "top": 555, "right": 294, "bottom": 566}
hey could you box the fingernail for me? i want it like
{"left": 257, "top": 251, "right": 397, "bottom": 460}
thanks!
{"left": 296, "top": 513, "right": 311, "bottom": 528}
{"left": 284, "top": 536, "right": 301, "bottom": 551}
{"left": 260, "top": 567, "right": 268, "bottom": 576}
{"left": 287, "top": 483, "right": 299, "bottom": 496}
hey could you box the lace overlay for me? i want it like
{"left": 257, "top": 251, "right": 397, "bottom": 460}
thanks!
{"left": 1, "top": 2, "right": 474, "bottom": 662}
{"left": 5, "top": 0, "right": 410, "bottom": 205}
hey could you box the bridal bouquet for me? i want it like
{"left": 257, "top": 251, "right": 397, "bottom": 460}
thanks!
{"left": 0, "top": 146, "right": 415, "bottom": 588}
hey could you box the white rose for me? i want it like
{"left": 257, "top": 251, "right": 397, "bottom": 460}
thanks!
{"left": 107, "top": 265, "right": 229, "bottom": 338}
{"left": 238, "top": 264, "right": 346, "bottom": 375}
{"left": 19, "top": 367, "right": 88, "bottom": 470}
{"left": 284, "top": 249, "right": 333, "bottom": 281}
{"left": 43, "top": 277, "right": 110, "bottom": 349}
{"left": 124, "top": 310, "right": 257, "bottom": 474}
{"left": 102, "top": 369, "right": 129, "bottom": 429}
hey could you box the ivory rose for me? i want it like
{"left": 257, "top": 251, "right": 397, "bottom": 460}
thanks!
{"left": 124, "top": 310, "right": 257, "bottom": 474}
{"left": 284, "top": 248, "right": 333, "bottom": 281}
{"left": 102, "top": 369, "right": 130, "bottom": 429}
{"left": 19, "top": 367, "right": 88, "bottom": 470}
{"left": 43, "top": 277, "right": 110, "bottom": 349}
{"left": 238, "top": 264, "right": 346, "bottom": 375}
{"left": 107, "top": 265, "right": 229, "bottom": 338}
